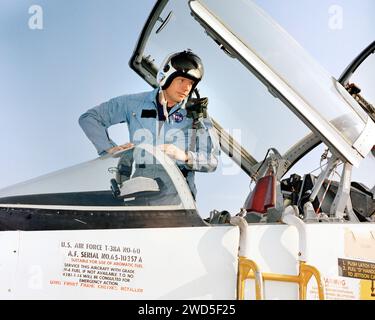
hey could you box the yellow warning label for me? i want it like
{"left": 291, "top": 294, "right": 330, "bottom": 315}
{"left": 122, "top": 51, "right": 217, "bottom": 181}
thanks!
{"left": 360, "top": 280, "right": 375, "bottom": 300}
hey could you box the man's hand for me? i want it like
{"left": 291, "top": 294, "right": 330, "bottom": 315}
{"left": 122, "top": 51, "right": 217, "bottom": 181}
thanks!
{"left": 160, "top": 144, "right": 189, "bottom": 162}
{"left": 106, "top": 143, "right": 134, "bottom": 154}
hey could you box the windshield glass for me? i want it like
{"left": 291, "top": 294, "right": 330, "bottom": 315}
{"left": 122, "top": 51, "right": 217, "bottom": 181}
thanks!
{"left": 198, "top": 0, "right": 368, "bottom": 146}
{"left": 137, "top": 0, "right": 312, "bottom": 162}
{"left": 0, "top": 145, "right": 187, "bottom": 208}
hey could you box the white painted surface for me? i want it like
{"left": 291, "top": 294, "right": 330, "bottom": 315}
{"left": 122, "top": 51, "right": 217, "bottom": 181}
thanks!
{"left": 0, "top": 226, "right": 239, "bottom": 300}
{"left": 0, "top": 222, "right": 374, "bottom": 299}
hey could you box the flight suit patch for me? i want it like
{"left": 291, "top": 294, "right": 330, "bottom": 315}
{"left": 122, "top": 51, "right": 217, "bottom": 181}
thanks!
{"left": 141, "top": 109, "right": 157, "bottom": 118}
{"left": 173, "top": 112, "right": 184, "bottom": 123}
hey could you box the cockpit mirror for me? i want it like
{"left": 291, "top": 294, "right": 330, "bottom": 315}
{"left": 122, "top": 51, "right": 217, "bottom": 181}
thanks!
{"left": 156, "top": 11, "right": 173, "bottom": 34}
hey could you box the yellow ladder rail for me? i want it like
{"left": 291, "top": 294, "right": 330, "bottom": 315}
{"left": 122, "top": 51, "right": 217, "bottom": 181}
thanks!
{"left": 237, "top": 256, "right": 263, "bottom": 300}
{"left": 238, "top": 258, "right": 325, "bottom": 300}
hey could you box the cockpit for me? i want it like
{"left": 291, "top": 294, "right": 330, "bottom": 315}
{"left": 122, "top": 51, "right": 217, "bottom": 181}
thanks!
{"left": 0, "top": 144, "right": 204, "bottom": 230}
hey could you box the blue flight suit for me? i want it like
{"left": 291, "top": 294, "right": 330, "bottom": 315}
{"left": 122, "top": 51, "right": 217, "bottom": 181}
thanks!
{"left": 79, "top": 88, "right": 220, "bottom": 198}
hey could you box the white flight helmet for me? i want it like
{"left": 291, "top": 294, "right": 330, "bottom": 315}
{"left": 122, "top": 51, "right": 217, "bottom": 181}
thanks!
{"left": 157, "top": 50, "right": 204, "bottom": 94}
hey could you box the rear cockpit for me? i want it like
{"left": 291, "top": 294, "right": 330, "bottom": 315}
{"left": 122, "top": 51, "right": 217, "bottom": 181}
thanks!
{"left": 242, "top": 146, "right": 375, "bottom": 224}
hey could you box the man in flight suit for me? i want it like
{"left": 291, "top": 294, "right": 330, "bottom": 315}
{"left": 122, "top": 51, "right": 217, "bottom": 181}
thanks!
{"left": 79, "top": 50, "right": 219, "bottom": 199}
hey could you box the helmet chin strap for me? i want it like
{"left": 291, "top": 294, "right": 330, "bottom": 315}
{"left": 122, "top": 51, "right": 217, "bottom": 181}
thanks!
{"left": 159, "top": 88, "right": 170, "bottom": 123}
{"left": 159, "top": 87, "right": 190, "bottom": 121}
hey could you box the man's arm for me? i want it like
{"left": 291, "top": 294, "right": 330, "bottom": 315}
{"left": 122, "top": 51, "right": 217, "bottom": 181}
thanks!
{"left": 159, "top": 119, "right": 220, "bottom": 172}
{"left": 185, "top": 116, "right": 220, "bottom": 172}
{"left": 79, "top": 95, "right": 129, "bottom": 155}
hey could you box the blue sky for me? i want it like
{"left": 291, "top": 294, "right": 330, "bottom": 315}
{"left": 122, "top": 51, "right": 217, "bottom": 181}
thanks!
{"left": 0, "top": 1, "right": 374, "bottom": 216}
{"left": 0, "top": 0, "right": 154, "bottom": 184}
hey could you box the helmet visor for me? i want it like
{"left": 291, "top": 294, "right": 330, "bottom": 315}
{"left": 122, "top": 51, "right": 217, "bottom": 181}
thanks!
{"left": 170, "top": 53, "right": 203, "bottom": 80}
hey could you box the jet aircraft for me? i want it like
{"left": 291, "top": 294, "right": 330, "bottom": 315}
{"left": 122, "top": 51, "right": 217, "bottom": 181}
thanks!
{"left": 0, "top": 0, "right": 374, "bottom": 299}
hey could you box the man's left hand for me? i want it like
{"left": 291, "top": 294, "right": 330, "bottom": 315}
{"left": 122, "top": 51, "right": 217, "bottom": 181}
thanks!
{"left": 160, "top": 144, "right": 188, "bottom": 162}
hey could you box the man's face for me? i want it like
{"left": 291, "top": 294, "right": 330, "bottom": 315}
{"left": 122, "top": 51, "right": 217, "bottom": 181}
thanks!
{"left": 164, "top": 76, "right": 195, "bottom": 106}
